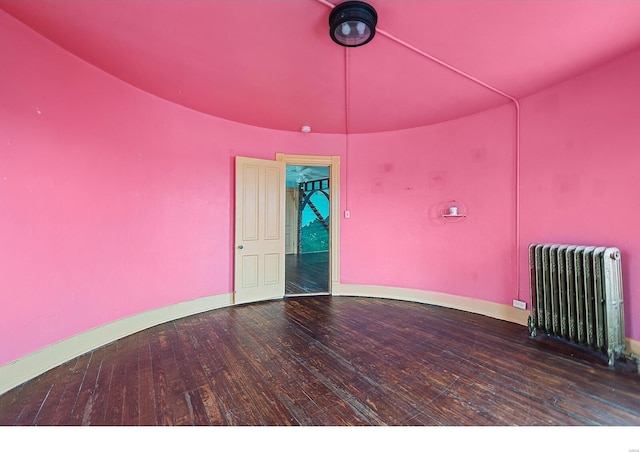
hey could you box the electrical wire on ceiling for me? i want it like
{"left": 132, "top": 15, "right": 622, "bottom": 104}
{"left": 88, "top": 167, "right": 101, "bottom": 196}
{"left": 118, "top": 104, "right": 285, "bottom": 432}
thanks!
{"left": 316, "top": 0, "right": 523, "bottom": 300}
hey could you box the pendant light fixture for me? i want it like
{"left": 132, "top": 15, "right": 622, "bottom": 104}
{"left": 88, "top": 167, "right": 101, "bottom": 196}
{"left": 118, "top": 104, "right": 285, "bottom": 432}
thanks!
{"left": 329, "top": 1, "right": 377, "bottom": 47}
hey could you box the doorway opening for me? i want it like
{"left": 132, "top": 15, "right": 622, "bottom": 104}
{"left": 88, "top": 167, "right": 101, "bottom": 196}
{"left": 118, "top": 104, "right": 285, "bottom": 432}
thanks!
{"left": 285, "top": 165, "right": 330, "bottom": 295}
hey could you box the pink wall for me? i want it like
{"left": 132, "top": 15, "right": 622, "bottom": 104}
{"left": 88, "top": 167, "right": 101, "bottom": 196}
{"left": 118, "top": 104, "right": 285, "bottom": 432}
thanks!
{"left": 0, "top": 11, "right": 342, "bottom": 366}
{"left": 2, "top": 8, "right": 639, "bottom": 370}
{"left": 519, "top": 47, "right": 640, "bottom": 341}
{"left": 340, "top": 106, "right": 517, "bottom": 304}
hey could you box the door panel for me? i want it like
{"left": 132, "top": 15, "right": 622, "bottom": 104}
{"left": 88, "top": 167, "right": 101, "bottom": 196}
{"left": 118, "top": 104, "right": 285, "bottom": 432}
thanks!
{"left": 264, "top": 167, "right": 281, "bottom": 240}
{"left": 264, "top": 253, "right": 280, "bottom": 285}
{"left": 234, "top": 156, "right": 286, "bottom": 304}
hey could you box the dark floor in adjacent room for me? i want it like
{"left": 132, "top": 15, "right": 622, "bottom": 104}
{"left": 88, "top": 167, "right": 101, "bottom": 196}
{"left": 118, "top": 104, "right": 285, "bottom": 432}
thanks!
{"left": 285, "top": 251, "right": 329, "bottom": 295}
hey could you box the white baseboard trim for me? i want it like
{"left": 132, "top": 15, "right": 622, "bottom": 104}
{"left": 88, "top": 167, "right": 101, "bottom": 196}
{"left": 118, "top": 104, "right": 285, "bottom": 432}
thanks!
{"left": 627, "top": 338, "right": 640, "bottom": 356}
{"left": 333, "top": 283, "right": 531, "bottom": 326}
{"left": 0, "top": 293, "right": 233, "bottom": 396}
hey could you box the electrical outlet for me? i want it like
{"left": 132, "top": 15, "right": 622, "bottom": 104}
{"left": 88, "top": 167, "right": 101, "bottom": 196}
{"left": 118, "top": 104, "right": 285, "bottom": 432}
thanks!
{"left": 512, "top": 299, "right": 527, "bottom": 310}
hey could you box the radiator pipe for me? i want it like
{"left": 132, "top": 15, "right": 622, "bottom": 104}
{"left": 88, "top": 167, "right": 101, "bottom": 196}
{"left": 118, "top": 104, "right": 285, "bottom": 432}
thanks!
{"left": 315, "top": 0, "right": 523, "bottom": 300}
{"left": 622, "top": 351, "right": 640, "bottom": 373}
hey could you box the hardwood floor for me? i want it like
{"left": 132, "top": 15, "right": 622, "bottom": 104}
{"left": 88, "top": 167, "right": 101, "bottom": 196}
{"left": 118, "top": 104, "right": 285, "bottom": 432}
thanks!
{"left": 285, "top": 251, "right": 329, "bottom": 294}
{"left": 0, "top": 296, "right": 639, "bottom": 427}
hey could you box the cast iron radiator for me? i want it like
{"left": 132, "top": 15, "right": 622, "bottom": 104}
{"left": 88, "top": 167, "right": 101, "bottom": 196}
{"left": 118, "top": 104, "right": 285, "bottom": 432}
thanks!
{"left": 527, "top": 243, "right": 626, "bottom": 367}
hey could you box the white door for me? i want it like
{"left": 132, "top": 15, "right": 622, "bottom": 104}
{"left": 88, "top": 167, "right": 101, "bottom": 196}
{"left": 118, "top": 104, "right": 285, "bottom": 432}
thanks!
{"left": 234, "top": 156, "right": 286, "bottom": 304}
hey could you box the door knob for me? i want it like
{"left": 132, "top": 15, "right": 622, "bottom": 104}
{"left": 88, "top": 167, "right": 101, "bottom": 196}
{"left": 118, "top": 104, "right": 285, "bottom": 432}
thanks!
{"left": 238, "top": 245, "right": 244, "bottom": 250}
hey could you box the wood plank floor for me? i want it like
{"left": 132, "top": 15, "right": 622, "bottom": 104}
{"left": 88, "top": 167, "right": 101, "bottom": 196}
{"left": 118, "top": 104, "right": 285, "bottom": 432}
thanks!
{"left": 285, "top": 251, "right": 329, "bottom": 294}
{"left": 0, "top": 296, "right": 639, "bottom": 427}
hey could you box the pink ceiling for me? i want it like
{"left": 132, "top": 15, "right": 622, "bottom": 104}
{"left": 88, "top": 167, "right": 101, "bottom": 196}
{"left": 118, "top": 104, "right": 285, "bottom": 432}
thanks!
{"left": 2, "top": 0, "right": 640, "bottom": 133}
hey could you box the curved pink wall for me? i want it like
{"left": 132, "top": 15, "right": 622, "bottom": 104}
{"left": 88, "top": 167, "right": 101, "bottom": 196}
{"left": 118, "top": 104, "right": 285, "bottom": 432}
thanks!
{"left": 0, "top": 11, "right": 343, "bottom": 366}
{"left": 340, "top": 107, "right": 517, "bottom": 303}
{"left": 519, "top": 47, "right": 640, "bottom": 341}
{"left": 2, "top": 9, "right": 639, "bottom": 369}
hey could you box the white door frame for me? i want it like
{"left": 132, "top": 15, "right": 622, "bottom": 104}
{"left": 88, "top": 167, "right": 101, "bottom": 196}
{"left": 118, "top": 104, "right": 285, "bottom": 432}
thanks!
{"left": 276, "top": 153, "right": 340, "bottom": 293}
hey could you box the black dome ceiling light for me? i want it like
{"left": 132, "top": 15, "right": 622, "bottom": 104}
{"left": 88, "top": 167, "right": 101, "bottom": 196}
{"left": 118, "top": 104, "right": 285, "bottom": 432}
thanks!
{"left": 329, "top": 1, "right": 378, "bottom": 47}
